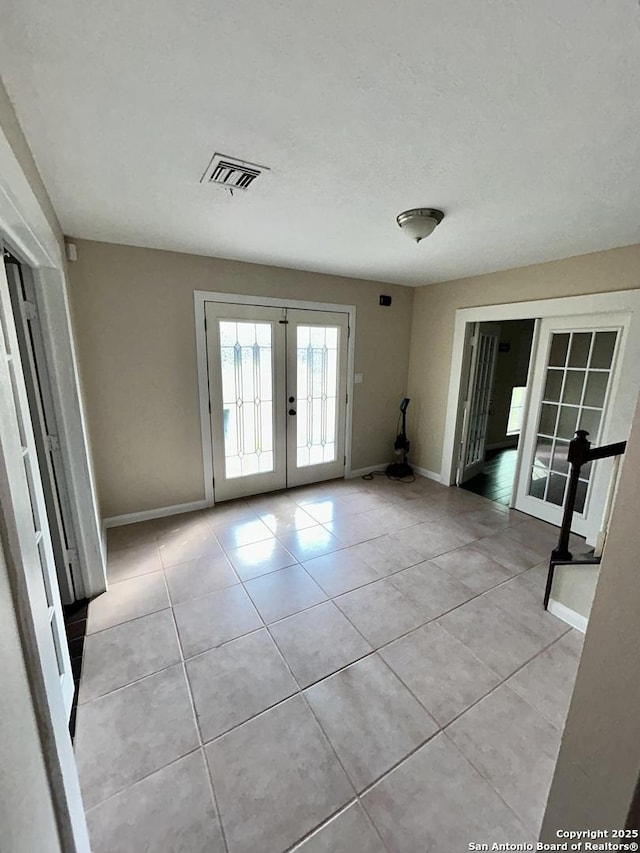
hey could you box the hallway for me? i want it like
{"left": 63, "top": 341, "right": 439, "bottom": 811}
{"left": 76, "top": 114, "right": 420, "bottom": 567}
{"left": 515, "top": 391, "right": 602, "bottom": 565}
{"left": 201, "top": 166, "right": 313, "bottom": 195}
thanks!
{"left": 461, "top": 447, "right": 519, "bottom": 507}
{"left": 75, "top": 476, "right": 584, "bottom": 852}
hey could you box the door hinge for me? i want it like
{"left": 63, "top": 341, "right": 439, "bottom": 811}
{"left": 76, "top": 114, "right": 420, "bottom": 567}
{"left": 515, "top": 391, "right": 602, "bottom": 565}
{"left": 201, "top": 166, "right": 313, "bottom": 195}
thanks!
{"left": 23, "top": 300, "right": 38, "bottom": 321}
{"left": 278, "top": 319, "right": 289, "bottom": 324}
{"left": 344, "top": 455, "right": 346, "bottom": 465}
{"left": 47, "top": 434, "right": 60, "bottom": 453}
{"left": 345, "top": 392, "right": 348, "bottom": 405}
{"left": 208, "top": 400, "right": 211, "bottom": 414}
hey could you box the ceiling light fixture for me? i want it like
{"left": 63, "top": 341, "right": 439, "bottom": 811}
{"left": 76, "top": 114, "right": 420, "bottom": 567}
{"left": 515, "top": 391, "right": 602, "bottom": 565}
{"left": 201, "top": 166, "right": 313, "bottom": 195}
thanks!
{"left": 396, "top": 208, "right": 444, "bottom": 243}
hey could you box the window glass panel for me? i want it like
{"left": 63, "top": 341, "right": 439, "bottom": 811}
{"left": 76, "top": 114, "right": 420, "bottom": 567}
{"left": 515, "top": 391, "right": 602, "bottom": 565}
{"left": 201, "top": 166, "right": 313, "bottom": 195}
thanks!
{"left": 578, "top": 408, "right": 601, "bottom": 440}
{"left": 543, "top": 370, "right": 563, "bottom": 402}
{"left": 562, "top": 371, "right": 585, "bottom": 405}
{"left": 551, "top": 439, "right": 570, "bottom": 475}
{"left": 547, "top": 473, "right": 568, "bottom": 506}
{"left": 539, "top": 403, "right": 558, "bottom": 436}
{"left": 549, "top": 333, "right": 569, "bottom": 367}
{"left": 556, "top": 406, "right": 578, "bottom": 440}
{"left": 590, "top": 331, "right": 617, "bottom": 369}
{"left": 568, "top": 333, "right": 592, "bottom": 368}
{"left": 583, "top": 372, "right": 608, "bottom": 408}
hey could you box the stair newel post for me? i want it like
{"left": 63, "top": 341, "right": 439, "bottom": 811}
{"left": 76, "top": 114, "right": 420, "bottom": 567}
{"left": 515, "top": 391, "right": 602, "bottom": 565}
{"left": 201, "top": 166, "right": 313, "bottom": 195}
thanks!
{"left": 551, "top": 430, "right": 591, "bottom": 562}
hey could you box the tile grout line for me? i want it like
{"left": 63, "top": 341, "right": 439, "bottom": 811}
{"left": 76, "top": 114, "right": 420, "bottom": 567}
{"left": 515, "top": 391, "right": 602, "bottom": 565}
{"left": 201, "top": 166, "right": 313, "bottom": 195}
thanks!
{"left": 439, "top": 727, "right": 538, "bottom": 839}
{"left": 92, "top": 482, "right": 578, "bottom": 849}
{"left": 162, "top": 567, "right": 231, "bottom": 853}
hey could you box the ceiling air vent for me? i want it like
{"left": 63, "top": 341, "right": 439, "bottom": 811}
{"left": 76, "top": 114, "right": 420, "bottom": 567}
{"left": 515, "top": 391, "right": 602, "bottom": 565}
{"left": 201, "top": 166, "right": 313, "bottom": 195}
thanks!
{"left": 201, "top": 153, "right": 268, "bottom": 191}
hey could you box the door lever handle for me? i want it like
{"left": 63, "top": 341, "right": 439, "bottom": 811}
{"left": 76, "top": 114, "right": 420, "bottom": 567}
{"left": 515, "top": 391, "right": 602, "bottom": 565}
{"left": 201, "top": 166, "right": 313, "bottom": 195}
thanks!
{"left": 288, "top": 409, "right": 296, "bottom": 416}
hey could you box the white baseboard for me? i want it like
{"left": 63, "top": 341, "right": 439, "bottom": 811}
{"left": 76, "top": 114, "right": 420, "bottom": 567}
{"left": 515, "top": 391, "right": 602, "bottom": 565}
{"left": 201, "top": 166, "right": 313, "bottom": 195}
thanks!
{"left": 547, "top": 598, "right": 588, "bottom": 633}
{"left": 347, "top": 464, "right": 442, "bottom": 484}
{"left": 412, "top": 466, "right": 442, "bottom": 484}
{"left": 104, "top": 499, "right": 212, "bottom": 528}
{"left": 346, "top": 463, "right": 390, "bottom": 479}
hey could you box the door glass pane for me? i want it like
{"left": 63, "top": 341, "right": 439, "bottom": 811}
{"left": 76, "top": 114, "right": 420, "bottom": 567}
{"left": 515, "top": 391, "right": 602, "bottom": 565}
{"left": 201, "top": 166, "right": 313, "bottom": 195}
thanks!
{"left": 583, "top": 372, "right": 608, "bottom": 408}
{"left": 548, "top": 473, "right": 568, "bottom": 506}
{"left": 568, "top": 333, "right": 592, "bottom": 368}
{"left": 527, "top": 327, "right": 618, "bottom": 508}
{"left": 549, "top": 333, "right": 569, "bottom": 367}
{"left": 543, "top": 369, "right": 563, "bottom": 402}
{"left": 562, "top": 371, "right": 585, "bottom": 405}
{"left": 297, "top": 325, "right": 339, "bottom": 467}
{"left": 574, "top": 480, "right": 588, "bottom": 514}
{"left": 539, "top": 403, "right": 558, "bottom": 436}
{"left": 557, "top": 406, "right": 578, "bottom": 440}
{"left": 578, "top": 408, "right": 601, "bottom": 439}
{"left": 219, "top": 321, "right": 274, "bottom": 479}
{"left": 590, "top": 331, "right": 617, "bottom": 369}
{"left": 551, "top": 439, "right": 570, "bottom": 475}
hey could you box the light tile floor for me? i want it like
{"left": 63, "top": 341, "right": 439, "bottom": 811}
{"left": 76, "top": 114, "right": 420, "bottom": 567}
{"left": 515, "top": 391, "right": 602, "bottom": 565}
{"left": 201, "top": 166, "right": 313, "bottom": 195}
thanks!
{"left": 76, "top": 475, "right": 586, "bottom": 853}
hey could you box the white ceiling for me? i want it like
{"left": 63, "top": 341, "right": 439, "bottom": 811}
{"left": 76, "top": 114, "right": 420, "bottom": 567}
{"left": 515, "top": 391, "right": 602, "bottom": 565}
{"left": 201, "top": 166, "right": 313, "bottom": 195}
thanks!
{"left": 2, "top": 1, "right": 640, "bottom": 286}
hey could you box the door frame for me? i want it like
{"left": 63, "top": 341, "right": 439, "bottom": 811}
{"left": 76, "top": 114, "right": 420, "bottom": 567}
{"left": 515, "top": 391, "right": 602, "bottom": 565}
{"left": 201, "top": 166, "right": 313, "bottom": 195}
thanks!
{"left": 0, "top": 130, "right": 94, "bottom": 846}
{"left": 458, "top": 322, "right": 501, "bottom": 484}
{"left": 441, "top": 290, "right": 640, "bottom": 507}
{"left": 194, "top": 290, "right": 356, "bottom": 504}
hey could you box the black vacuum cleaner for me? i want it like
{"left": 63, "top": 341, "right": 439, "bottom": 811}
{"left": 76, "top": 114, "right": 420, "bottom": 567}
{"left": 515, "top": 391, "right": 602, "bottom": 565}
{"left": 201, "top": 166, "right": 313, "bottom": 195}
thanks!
{"left": 386, "top": 398, "right": 413, "bottom": 479}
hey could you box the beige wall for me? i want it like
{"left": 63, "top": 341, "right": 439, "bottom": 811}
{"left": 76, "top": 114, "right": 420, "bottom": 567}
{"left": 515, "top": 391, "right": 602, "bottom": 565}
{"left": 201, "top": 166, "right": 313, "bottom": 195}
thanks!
{"left": 408, "top": 244, "right": 640, "bottom": 474}
{"left": 551, "top": 563, "right": 598, "bottom": 621}
{"left": 541, "top": 393, "right": 640, "bottom": 834}
{"left": 0, "top": 541, "right": 62, "bottom": 853}
{"left": 67, "top": 239, "right": 415, "bottom": 518}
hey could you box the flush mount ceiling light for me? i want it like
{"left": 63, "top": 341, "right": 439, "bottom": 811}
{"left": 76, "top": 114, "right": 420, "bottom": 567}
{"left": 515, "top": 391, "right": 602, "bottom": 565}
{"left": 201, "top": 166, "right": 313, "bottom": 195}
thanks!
{"left": 396, "top": 208, "right": 444, "bottom": 243}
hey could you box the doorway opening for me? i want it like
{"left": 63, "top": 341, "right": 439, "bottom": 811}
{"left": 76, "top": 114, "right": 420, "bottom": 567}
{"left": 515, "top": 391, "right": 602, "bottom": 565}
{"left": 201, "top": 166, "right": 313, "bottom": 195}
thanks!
{"left": 459, "top": 318, "right": 535, "bottom": 507}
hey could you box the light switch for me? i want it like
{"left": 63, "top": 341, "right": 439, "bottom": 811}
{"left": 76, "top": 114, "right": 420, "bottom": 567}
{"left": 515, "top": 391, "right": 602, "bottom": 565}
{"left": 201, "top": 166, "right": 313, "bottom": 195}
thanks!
{"left": 354, "top": 373, "right": 363, "bottom": 384}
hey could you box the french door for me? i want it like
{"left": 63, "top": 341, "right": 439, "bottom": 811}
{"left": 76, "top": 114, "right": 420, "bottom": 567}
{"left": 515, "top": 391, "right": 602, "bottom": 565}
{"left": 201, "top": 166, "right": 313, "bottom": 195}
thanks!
{"left": 0, "top": 249, "right": 74, "bottom": 720}
{"left": 205, "top": 302, "right": 349, "bottom": 501}
{"left": 514, "top": 313, "right": 626, "bottom": 537}
{"left": 5, "top": 255, "right": 79, "bottom": 604}
{"left": 458, "top": 323, "right": 500, "bottom": 483}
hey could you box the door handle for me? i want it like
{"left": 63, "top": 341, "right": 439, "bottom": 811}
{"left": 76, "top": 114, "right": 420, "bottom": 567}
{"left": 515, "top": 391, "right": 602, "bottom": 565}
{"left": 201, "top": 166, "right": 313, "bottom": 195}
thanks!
{"left": 288, "top": 409, "right": 296, "bottom": 416}
{"left": 289, "top": 396, "right": 295, "bottom": 403}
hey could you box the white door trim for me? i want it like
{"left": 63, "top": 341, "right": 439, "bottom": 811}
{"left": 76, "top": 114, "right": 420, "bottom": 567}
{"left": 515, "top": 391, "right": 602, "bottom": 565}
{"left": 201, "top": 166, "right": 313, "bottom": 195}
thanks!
{"left": 0, "top": 123, "right": 94, "bottom": 851}
{"left": 194, "top": 290, "right": 356, "bottom": 503}
{"left": 440, "top": 289, "right": 640, "bottom": 488}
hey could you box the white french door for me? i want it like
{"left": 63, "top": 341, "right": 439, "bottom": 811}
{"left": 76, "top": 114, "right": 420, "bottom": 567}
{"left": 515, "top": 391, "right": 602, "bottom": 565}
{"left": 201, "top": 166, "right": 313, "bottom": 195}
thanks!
{"left": 0, "top": 250, "right": 74, "bottom": 720}
{"left": 205, "top": 302, "right": 349, "bottom": 501}
{"left": 514, "top": 313, "right": 627, "bottom": 538}
{"left": 458, "top": 323, "right": 500, "bottom": 483}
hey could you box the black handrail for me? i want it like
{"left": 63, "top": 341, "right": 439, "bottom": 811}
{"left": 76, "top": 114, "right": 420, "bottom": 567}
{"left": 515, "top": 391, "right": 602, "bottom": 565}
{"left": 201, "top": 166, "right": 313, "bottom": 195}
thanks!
{"left": 544, "top": 429, "right": 626, "bottom": 610}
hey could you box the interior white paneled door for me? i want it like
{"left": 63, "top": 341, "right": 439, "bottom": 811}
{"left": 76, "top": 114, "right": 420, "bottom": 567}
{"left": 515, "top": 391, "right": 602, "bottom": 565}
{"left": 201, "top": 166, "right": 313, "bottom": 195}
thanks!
{"left": 0, "top": 254, "right": 74, "bottom": 720}
{"left": 286, "top": 309, "right": 349, "bottom": 488}
{"left": 515, "top": 313, "right": 628, "bottom": 538}
{"left": 205, "top": 302, "right": 349, "bottom": 500}
{"left": 458, "top": 323, "right": 500, "bottom": 483}
{"left": 6, "top": 256, "right": 78, "bottom": 604}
